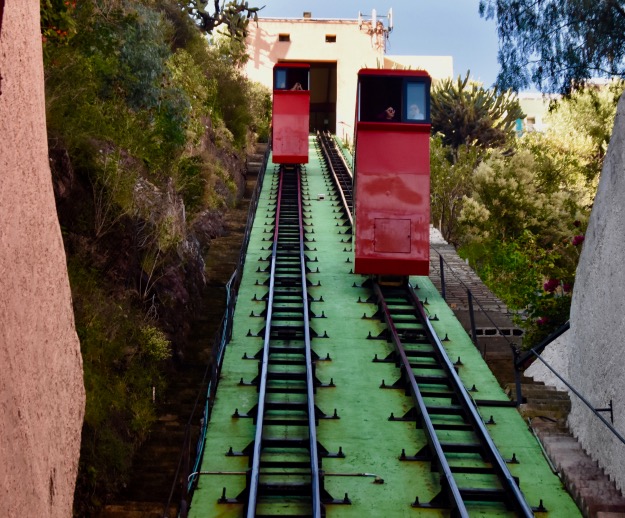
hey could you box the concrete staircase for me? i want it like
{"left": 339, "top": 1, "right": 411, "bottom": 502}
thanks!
{"left": 506, "top": 381, "right": 625, "bottom": 517}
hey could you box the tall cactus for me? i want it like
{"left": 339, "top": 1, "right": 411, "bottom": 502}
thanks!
{"left": 431, "top": 71, "right": 524, "bottom": 160}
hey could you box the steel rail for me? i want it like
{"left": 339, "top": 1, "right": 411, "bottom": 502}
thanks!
{"left": 316, "top": 131, "right": 353, "bottom": 226}
{"left": 297, "top": 168, "right": 323, "bottom": 518}
{"left": 372, "top": 281, "right": 469, "bottom": 518}
{"left": 321, "top": 131, "right": 353, "bottom": 181}
{"left": 405, "top": 283, "right": 534, "bottom": 517}
{"left": 246, "top": 169, "right": 284, "bottom": 517}
{"left": 320, "top": 130, "right": 353, "bottom": 211}
{"left": 246, "top": 166, "right": 321, "bottom": 517}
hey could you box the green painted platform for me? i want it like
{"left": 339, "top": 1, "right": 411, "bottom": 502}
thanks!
{"left": 188, "top": 137, "right": 580, "bottom": 517}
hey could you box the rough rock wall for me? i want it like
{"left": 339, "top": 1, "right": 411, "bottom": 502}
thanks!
{"left": 528, "top": 93, "right": 625, "bottom": 492}
{"left": 0, "top": 2, "right": 85, "bottom": 516}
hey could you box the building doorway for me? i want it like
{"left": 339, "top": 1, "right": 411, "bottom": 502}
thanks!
{"left": 309, "top": 62, "right": 337, "bottom": 133}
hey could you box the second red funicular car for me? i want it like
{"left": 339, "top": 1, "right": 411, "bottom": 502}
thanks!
{"left": 353, "top": 68, "right": 432, "bottom": 277}
{"left": 271, "top": 63, "right": 310, "bottom": 164}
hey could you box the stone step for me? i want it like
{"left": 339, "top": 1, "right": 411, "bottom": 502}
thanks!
{"left": 519, "top": 403, "right": 571, "bottom": 420}
{"left": 246, "top": 164, "right": 263, "bottom": 174}
{"left": 505, "top": 383, "right": 556, "bottom": 396}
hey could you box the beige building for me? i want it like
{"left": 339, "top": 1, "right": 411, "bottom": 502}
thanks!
{"left": 244, "top": 12, "right": 453, "bottom": 141}
{"left": 517, "top": 92, "right": 560, "bottom": 133}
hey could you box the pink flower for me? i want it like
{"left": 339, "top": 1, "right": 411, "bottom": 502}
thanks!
{"left": 536, "top": 317, "right": 549, "bottom": 325}
{"left": 543, "top": 279, "right": 559, "bottom": 293}
{"left": 562, "top": 283, "right": 573, "bottom": 293}
{"left": 572, "top": 235, "right": 585, "bottom": 246}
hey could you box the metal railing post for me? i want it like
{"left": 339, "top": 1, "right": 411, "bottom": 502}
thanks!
{"left": 439, "top": 254, "right": 446, "bottom": 300}
{"left": 513, "top": 347, "right": 523, "bottom": 407}
{"left": 467, "top": 289, "right": 478, "bottom": 346}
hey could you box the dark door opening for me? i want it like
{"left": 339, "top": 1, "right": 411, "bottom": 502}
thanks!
{"left": 309, "top": 62, "right": 337, "bottom": 133}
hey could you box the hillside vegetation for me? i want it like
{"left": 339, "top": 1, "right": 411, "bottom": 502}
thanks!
{"left": 430, "top": 74, "right": 623, "bottom": 347}
{"left": 41, "top": 0, "right": 268, "bottom": 513}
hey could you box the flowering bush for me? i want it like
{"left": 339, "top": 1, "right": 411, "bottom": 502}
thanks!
{"left": 40, "top": 0, "right": 77, "bottom": 44}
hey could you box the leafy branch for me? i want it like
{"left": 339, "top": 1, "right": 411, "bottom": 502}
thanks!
{"left": 181, "top": 0, "right": 263, "bottom": 38}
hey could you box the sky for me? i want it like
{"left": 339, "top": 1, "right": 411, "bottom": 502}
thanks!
{"left": 256, "top": 0, "right": 501, "bottom": 87}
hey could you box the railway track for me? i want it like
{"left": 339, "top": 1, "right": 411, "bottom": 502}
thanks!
{"left": 370, "top": 281, "right": 535, "bottom": 516}
{"left": 314, "top": 137, "right": 535, "bottom": 515}
{"left": 316, "top": 131, "right": 353, "bottom": 225}
{"left": 186, "top": 137, "right": 581, "bottom": 517}
{"left": 230, "top": 165, "right": 341, "bottom": 517}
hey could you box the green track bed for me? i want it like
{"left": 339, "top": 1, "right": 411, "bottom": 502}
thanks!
{"left": 188, "top": 138, "right": 580, "bottom": 517}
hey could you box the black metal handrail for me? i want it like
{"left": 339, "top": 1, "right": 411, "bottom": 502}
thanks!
{"left": 431, "top": 246, "right": 519, "bottom": 349}
{"left": 432, "top": 240, "right": 625, "bottom": 446}
{"left": 514, "top": 322, "right": 625, "bottom": 446}
{"left": 515, "top": 321, "right": 570, "bottom": 371}
{"left": 523, "top": 346, "right": 625, "bottom": 445}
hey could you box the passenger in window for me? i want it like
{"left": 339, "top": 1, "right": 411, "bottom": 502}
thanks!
{"left": 377, "top": 106, "right": 396, "bottom": 121}
{"left": 408, "top": 103, "right": 424, "bottom": 120}
{"left": 290, "top": 82, "right": 303, "bottom": 91}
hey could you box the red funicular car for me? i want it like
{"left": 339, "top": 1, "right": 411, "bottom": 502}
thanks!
{"left": 353, "top": 68, "right": 432, "bottom": 277}
{"left": 271, "top": 63, "right": 310, "bottom": 164}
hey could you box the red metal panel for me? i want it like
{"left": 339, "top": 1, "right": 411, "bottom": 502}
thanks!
{"left": 272, "top": 90, "right": 310, "bottom": 164}
{"left": 354, "top": 124, "right": 430, "bottom": 276}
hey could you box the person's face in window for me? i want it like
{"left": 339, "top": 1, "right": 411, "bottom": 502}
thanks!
{"left": 408, "top": 104, "right": 422, "bottom": 119}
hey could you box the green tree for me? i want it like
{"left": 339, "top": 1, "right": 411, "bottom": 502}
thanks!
{"left": 540, "top": 82, "right": 623, "bottom": 184}
{"left": 180, "top": 0, "right": 263, "bottom": 37}
{"left": 430, "top": 135, "right": 480, "bottom": 243}
{"left": 459, "top": 149, "right": 577, "bottom": 243}
{"left": 479, "top": 0, "right": 625, "bottom": 93}
{"left": 40, "top": 0, "right": 77, "bottom": 45}
{"left": 42, "top": 0, "right": 265, "bottom": 512}
{"left": 431, "top": 72, "right": 524, "bottom": 159}
{"left": 457, "top": 149, "right": 588, "bottom": 348}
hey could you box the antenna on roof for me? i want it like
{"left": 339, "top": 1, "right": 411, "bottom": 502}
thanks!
{"left": 358, "top": 8, "right": 392, "bottom": 53}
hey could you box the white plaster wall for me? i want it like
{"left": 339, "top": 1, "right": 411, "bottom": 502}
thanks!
{"left": 566, "top": 92, "right": 625, "bottom": 492}
{"left": 525, "top": 334, "right": 570, "bottom": 393}
{"left": 530, "top": 93, "right": 625, "bottom": 492}
{"left": 0, "top": 1, "right": 85, "bottom": 515}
